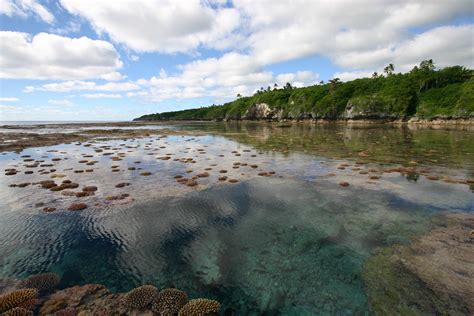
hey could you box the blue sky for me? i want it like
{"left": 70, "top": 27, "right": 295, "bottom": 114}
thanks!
{"left": 0, "top": 0, "right": 473, "bottom": 121}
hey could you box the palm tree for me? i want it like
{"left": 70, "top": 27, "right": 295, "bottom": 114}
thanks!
{"left": 419, "top": 59, "right": 435, "bottom": 72}
{"left": 328, "top": 78, "right": 341, "bottom": 92}
{"left": 384, "top": 63, "right": 394, "bottom": 76}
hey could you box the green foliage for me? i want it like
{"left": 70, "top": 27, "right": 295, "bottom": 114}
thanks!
{"left": 134, "top": 62, "right": 473, "bottom": 121}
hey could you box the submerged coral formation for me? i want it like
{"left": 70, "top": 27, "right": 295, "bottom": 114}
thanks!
{"left": 1, "top": 307, "right": 33, "bottom": 316}
{"left": 123, "top": 285, "right": 159, "bottom": 310}
{"left": 151, "top": 288, "right": 188, "bottom": 316}
{"left": 0, "top": 288, "right": 38, "bottom": 313}
{"left": 178, "top": 298, "right": 221, "bottom": 316}
{"left": 363, "top": 213, "right": 474, "bottom": 315}
{"left": 18, "top": 273, "right": 60, "bottom": 293}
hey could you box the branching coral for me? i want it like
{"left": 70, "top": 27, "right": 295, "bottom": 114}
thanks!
{"left": 0, "top": 289, "right": 38, "bottom": 313}
{"left": 19, "top": 273, "right": 60, "bottom": 293}
{"left": 178, "top": 298, "right": 221, "bottom": 316}
{"left": 1, "top": 307, "right": 33, "bottom": 316}
{"left": 151, "top": 288, "right": 188, "bottom": 316}
{"left": 123, "top": 285, "right": 159, "bottom": 310}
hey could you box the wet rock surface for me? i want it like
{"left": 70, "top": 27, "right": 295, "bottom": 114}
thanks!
{"left": 363, "top": 213, "right": 474, "bottom": 315}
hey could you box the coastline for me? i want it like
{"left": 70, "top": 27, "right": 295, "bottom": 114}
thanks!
{"left": 1, "top": 119, "right": 473, "bottom": 153}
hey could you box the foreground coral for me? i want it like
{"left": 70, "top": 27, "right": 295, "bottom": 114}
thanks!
{"left": 19, "top": 273, "right": 59, "bottom": 293}
{"left": 0, "top": 288, "right": 38, "bottom": 314}
{"left": 123, "top": 285, "right": 159, "bottom": 310}
{"left": 0, "top": 282, "right": 221, "bottom": 316}
{"left": 178, "top": 298, "right": 221, "bottom": 316}
{"left": 151, "top": 288, "right": 188, "bottom": 316}
{"left": 363, "top": 212, "right": 474, "bottom": 315}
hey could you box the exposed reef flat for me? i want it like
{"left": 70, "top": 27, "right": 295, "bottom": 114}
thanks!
{"left": 0, "top": 126, "right": 205, "bottom": 153}
{"left": 363, "top": 212, "right": 474, "bottom": 315}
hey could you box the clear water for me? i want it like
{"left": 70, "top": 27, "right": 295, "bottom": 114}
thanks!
{"left": 0, "top": 123, "right": 473, "bottom": 315}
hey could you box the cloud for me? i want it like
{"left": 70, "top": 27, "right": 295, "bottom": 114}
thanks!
{"left": 48, "top": 99, "right": 74, "bottom": 106}
{"left": 25, "top": 80, "right": 139, "bottom": 92}
{"left": 0, "top": 0, "right": 55, "bottom": 24}
{"left": 233, "top": 0, "right": 472, "bottom": 68}
{"left": 0, "top": 31, "right": 122, "bottom": 80}
{"left": 333, "top": 71, "right": 375, "bottom": 82}
{"left": 100, "top": 71, "right": 126, "bottom": 81}
{"left": 60, "top": 0, "right": 241, "bottom": 53}
{"left": 82, "top": 93, "right": 122, "bottom": 99}
{"left": 128, "top": 52, "right": 318, "bottom": 102}
{"left": 0, "top": 97, "right": 19, "bottom": 102}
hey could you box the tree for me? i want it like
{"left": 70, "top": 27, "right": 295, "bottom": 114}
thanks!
{"left": 372, "top": 72, "right": 379, "bottom": 78}
{"left": 328, "top": 77, "right": 341, "bottom": 92}
{"left": 273, "top": 83, "right": 278, "bottom": 90}
{"left": 284, "top": 82, "right": 293, "bottom": 90}
{"left": 236, "top": 93, "right": 242, "bottom": 98}
{"left": 419, "top": 59, "right": 435, "bottom": 72}
{"left": 319, "top": 80, "right": 324, "bottom": 85}
{"left": 384, "top": 63, "right": 394, "bottom": 76}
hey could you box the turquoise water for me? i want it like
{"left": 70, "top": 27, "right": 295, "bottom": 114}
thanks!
{"left": 0, "top": 124, "right": 473, "bottom": 314}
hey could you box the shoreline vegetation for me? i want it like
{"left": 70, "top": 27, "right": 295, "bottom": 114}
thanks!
{"left": 134, "top": 60, "right": 474, "bottom": 123}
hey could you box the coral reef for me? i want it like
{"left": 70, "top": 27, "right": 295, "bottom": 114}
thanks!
{"left": 39, "top": 284, "right": 110, "bottom": 315}
{"left": 178, "top": 298, "right": 221, "bottom": 316}
{"left": 1, "top": 307, "right": 33, "bottom": 316}
{"left": 151, "top": 288, "right": 188, "bottom": 316}
{"left": 123, "top": 285, "right": 159, "bottom": 310}
{"left": 363, "top": 213, "right": 474, "bottom": 315}
{"left": 18, "top": 273, "right": 60, "bottom": 293}
{"left": 0, "top": 289, "right": 38, "bottom": 313}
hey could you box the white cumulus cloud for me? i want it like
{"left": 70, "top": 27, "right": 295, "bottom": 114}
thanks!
{"left": 0, "top": 97, "right": 19, "bottom": 102}
{"left": 0, "top": 0, "right": 54, "bottom": 24}
{"left": 59, "top": 0, "right": 241, "bottom": 53}
{"left": 0, "top": 31, "right": 122, "bottom": 80}
{"left": 82, "top": 93, "right": 122, "bottom": 99}
{"left": 24, "top": 80, "right": 139, "bottom": 92}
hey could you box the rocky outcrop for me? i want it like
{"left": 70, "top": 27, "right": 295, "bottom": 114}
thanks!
{"left": 343, "top": 97, "right": 399, "bottom": 120}
{"left": 363, "top": 212, "right": 474, "bottom": 315}
{"left": 242, "top": 103, "right": 281, "bottom": 120}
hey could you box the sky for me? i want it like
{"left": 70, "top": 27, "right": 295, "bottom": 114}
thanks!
{"left": 0, "top": 0, "right": 473, "bottom": 121}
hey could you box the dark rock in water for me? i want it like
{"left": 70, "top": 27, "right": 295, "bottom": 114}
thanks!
{"left": 43, "top": 207, "right": 56, "bottom": 212}
{"left": 339, "top": 182, "right": 350, "bottom": 187}
{"left": 186, "top": 180, "right": 198, "bottom": 187}
{"left": 363, "top": 213, "right": 474, "bottom": 315}
{"left": 115, "top": 182, "right": 131, "bottom": 188}
{"left": 140, "top": 172, "right": 152, "bottom": 176}
{"left": 82, "top": 186, "right": 98, "bottom": 192}
{"left": 68, "top": 203, "right": 87, "bottom": 211}
{"left": 75, "top": 191, "right": 93, "bottom": 197}
{"left": 106, "top": 194, "right": 130, "bottom": 201}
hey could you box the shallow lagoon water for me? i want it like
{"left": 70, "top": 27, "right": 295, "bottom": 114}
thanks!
{"left": 0, "top": 123, "right": 473, "bottom": 314}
